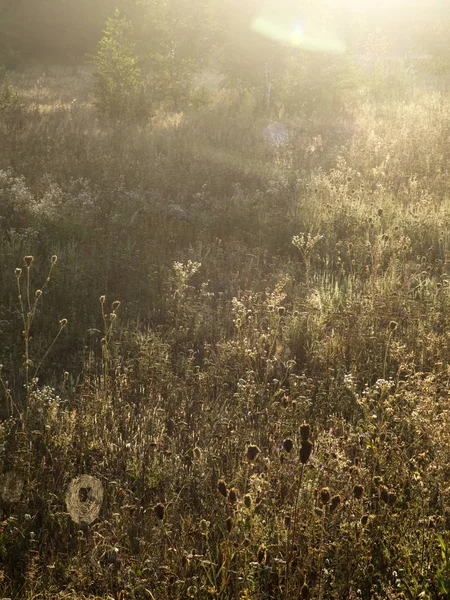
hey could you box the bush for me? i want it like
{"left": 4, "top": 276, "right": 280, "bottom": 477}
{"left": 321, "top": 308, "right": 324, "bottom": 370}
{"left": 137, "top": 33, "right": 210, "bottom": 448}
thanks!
{"left": 91, "top": 9, "right": 144, "bottom": 119}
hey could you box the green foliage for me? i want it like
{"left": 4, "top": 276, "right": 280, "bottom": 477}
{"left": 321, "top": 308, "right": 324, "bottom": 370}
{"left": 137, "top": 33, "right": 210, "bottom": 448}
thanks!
{"left": 91, "top": 9, "right": 144, "bottom": 118}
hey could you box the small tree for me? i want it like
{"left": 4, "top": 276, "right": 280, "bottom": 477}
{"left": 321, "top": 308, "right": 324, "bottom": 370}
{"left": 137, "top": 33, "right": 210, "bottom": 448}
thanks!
{"left": 92, "top": 9, "right": 143, "bottom": 118}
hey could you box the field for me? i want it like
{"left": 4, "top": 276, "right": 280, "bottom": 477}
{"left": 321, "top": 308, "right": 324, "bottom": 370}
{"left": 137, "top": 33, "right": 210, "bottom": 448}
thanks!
{"left": 0, "top": 60, "right": 450, "bottom": 599}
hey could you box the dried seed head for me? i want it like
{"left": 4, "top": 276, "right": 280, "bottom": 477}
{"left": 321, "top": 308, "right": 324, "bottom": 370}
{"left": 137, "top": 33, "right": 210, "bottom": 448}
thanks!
{"left": 193, "top": 447, "right": 203, "bottom": 460}
{"left": 377, "top": 208, "right": 383, "bottom": 217}
{"left": 228, "top": 487, "right": 238, "bottom": 504}
{"left": 244, "top": 494, "right": 252, "bottom": 509}
{"left": 257, "top": 546, "right": 266, "bottom": 564}
{"left": 246, "top": 445, "right": 260, "bottom": 462}
{"left": 51, "top": 255, "right": 58, "bottom": 264}
{"left": 199, "top": 519, "right": 209, "bottom": 534}
{"left": 301, "top": 583, "right": 310, "bottom": 599}
{"left": 59, "top": 318, "right": 68, "bottom": 328}
{"left": 353, "top": 484, "right": 364, "bottom": 500}
{"left": 243, "top": 538, "right": 251, "bottom": 548}
{"left": 320, "top": 487, "right": 331, "bottom": 505}
{"left": 226, "top": 516, "right": 233, "bottom": 533}
{"left": 15, "top": 268, "right": 22, "bottom": 278}
{"left": 154, "top": 503, "right": 165, "bottom": 520}
{"left": 278, "top": 306, "right": 286, "bottom": 317}
{"left": 389, "top": 320, "right": 398, "bottom": 331}
{"left": 284, "top": 514, "right": 291, "bottom": 528}
{"left": 99, "top": 295, "right": 106, "bottom": 305}
{"left": 283, "top": 438, "right": 293, "bottom": 453}
{"left": 24, "top": 255, "right": 34, "bottom": 267}
{"left": 330, "top": 495, "right": 341, "bottom": 512}
{"left": 361, "top": 514, "right": 369, "bottom": 526}
{"left": 388, "top": 492, "right": 397, "bottom": 506}
{"left": 217, "top": 479, "right": 227, "bottom": 497}
{"left": 373, "top": 476, "right": 382, "bottom": 487}
{"left": 380, "top": 486, "right": 389, "bottom": 504}
{"left": 300, "top": 423, "right": 310, "bottom": 442}
{"left": 300, "top": 440, "right": 313, "bottom": 464}
{"left": 35, "top": 289, "right": 42, "bottom": 298}
{"left": 112, "top": 300, "right": 121, "bottom": 311}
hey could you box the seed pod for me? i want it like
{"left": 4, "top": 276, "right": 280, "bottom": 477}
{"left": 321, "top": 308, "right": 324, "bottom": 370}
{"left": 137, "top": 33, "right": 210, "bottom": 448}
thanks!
{"left": 388, "top": 492, "right": 397, "bottom": 506}
{"left": 353, "top": 485, "right": 364, "bottom": 500}
{"left": 24, "top": 255, "right": 34, "bottom": 267}
{"left": 246, "top": 445, "right": 260, "bottom": 461}
{"left": 217, "top": 479, "right": 227, "bottom": 497}
{"left": 361, "top": 514, "right": 369, "bottom": 526}
{"left": 320, "top": 487, "right": 331, "bottom": 505}
{"left": 154, "top": 503, "right": 165, "bottom": 520}
{"left": 257, "top": 546, "right": 266, "bottom": 564}
{"left": 300, "top": 440, "right": 313, "bottom": 464}
{"left": 283, "top": 438, "right": 293, "bottom": 453}
{"left": 228, "top": 488, "right": 238, "bottom": 504}
{"left": 226, "top": 517, "right": 233, "bottom": 533}
{"left": 244, "top": 494, "right": 251, "bottom": 509}
{"left": 380, "top": 486, "right": 389, "bottom": 504}
{"left": 300, "top": 423, "right": 310, "bottom": 442}
{"left": 330, "top": 495, "right": 341, "bottom": 512}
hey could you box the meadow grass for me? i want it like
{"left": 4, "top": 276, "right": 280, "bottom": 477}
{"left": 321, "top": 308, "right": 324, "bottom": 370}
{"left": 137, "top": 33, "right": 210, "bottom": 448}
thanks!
{"left": 0, "top": 65, "right": 449, "bottom": 599}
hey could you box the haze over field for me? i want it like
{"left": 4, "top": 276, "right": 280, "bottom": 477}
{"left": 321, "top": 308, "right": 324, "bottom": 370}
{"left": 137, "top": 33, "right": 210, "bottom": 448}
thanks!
{"left": 1, "top": 1, "right": 450, "bottom": 599}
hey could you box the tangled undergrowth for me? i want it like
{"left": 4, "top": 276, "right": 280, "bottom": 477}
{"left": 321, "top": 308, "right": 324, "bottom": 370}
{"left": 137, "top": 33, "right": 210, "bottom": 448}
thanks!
{"left": 0, "top": 66, "right": 449, "bottom": 599}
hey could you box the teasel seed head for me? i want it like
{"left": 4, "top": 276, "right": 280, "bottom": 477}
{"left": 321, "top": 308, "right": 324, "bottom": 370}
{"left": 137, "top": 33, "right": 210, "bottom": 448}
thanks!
{"left": 388, "top": 491, "right": 397, "bottom": 505}
{"left": 193, "top": 447, "right": 203, "bottom": 460}
{"left": 389, "top": 320, "right": 398, "bottom": 331}
{"left": 217, "top": 479, "right": 227, "bottom": 497}
{"left": 257, "top": 546, "right": 266, "bottom": 564}
{"left": 51, "top": 255, "right": 58, "bottom": 264}
{"left": 35, "top": 289, "right": 42, "bottom": 298}
{"left": 24, "top": 255, "right": 34, "bottom": 267}
{"left": 300, "top": 440, "right": 313, "bottom": 464}
{"left": 99, "top": 295, "right": 106, "bottom": 305}
{"left": 330, "top": 495, "right": 341, "bottom": 512}
{"left": 244, "top": 494, "right": 251, "bottom": 509}
{"left": 380, "top": 486, "right": 389, "bottom": 504}
{"left": 15, "top": 268, "right": 22, "bottom": 278}
{"left": 300, "top": 423, "right": 310, "bottom": 442}
{"left": 228, "top": 487, "right": 238, "bottom": 505}
{"left": 225, "top": 516, "right": 233, "bottom": 533}
{"left": 361, "top": 514, "right": 369, "bottom": 526}
{"left": 320, "top": 487, "right": 331, "bottom": 505}
{"left": 300, "top": 583, "right": 310, "bottom": 599}
{"left": 353, "top": 484, "right": 364, "bottom": 500}
{"left": 283, "top": 438, "right": 293, "bottom": 453}
{"left": 59, "top": 318, "right": 68, "bottom": 328}
{"left": 112, "top": 300, "right": 121, "bottom": 312}
{"left": 246, "top": 445, "right": 260, "bottom": 462}
{"left": 278, "top": 306, "right": 286, "bottom": 317}
{"left": 153, "top": 503, "right": 165, "bottom": 520}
